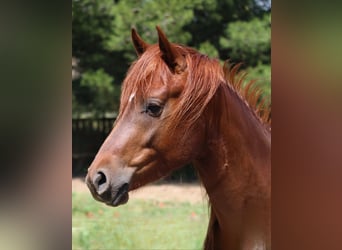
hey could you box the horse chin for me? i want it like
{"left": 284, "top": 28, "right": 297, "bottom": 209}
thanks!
{"left": 107, "top": 192, "right": 129, "bottom": 207}
{"left": 107, "top": 183, "right": 130, "bottom": 207}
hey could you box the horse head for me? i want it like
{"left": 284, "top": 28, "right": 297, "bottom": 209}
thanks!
{"left": 85, "top": 27, "right": 213, "bottom": 206}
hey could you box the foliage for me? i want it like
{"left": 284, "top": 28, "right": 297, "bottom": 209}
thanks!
{"left": 72, "top": 0, "right": 271, "bottom": 117}
{"left": 72, "top": 192, "right": 209, "bottom": 249}
{"left": 72, "top": 0, "right": 115, "bottom": 66}
{"left": 198, "top": 41, "right": 219, "bottom": 58}
{"left": 220, "top": 13, "right": 271, "bottom": 66}
{"left": 107, "top": 0, "right": 195, "bottom": 55}
{"left": 73, "top": 69, "right": 120, "bottom": 116}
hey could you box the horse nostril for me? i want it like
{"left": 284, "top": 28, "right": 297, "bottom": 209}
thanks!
{"left": 94, "top": 171, "right": 108, "bottom": 194}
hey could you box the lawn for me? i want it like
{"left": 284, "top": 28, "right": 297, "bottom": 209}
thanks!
{"left": 72, "top": 192, "right": 209, "bottom": 250}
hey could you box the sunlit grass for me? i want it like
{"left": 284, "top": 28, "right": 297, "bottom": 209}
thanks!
{"left": 72, "top": 192, "right": 209, "bottom": 250}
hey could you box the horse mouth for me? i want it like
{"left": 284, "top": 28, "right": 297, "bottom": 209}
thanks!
{"left": 109, "top": 183, "right": 129, "bottom": 207}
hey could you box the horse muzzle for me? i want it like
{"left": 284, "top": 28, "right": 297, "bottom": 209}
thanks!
{"left": 85, "top": 167, "right": 134, "bottom": 207}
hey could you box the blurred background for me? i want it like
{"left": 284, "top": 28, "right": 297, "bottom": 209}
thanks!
{"left": 72, "top": 0, "right": 270, "bottom": 249}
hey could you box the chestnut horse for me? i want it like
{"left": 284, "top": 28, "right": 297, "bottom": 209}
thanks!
{"left": 86, "top": 27, "right": 271, "bottom": 250}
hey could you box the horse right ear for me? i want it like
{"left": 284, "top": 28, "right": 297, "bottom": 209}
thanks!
{"left": 131, "top": 28, "right": 149, "bottom": 56}
{"left": 156, "top": 26, "right": 187, "bottom": 74}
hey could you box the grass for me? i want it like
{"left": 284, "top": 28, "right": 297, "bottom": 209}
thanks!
{"left": 72, "top": 192, "right": 209, "bottom": 250}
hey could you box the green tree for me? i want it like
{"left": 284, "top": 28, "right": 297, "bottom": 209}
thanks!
{"left": 219, "top": 13, "right": 271, "bottom": 66}
{"left": 220, "top": 13, "right": 271, "bottom": 99}
{"left": 72, "top": 0, "right": 118, "bottom": 117}
{"left": 105, "top": 0, "right": 198, "bottom": 61}
{"left": 185, "top": 0, "right": 270, "bottom": 53}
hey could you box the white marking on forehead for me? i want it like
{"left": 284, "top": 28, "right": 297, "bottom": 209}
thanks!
{"left": 129, "top": 92, "right": 135, "bottom": 103}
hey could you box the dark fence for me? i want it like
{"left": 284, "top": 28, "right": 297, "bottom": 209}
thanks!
{"left": 72, "top": 117, "right": 198, "bottom": 182}
{"left": 72, "top": 117, "right": 116, "bottom": 176}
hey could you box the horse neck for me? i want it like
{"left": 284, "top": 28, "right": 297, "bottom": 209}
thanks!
{"left": 194, "top": 84, "right": 271, "bottom": 249}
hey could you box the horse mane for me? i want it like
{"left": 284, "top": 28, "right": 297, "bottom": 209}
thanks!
{"left": 223, "top": 62, "right": 271, "bottom": 129}
{"left": 119, "top": 44, "right": 271, "bottom": 132}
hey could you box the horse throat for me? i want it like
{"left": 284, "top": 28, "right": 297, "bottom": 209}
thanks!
{"left": 193, "top": 85, "right": 271, "bottom": 250}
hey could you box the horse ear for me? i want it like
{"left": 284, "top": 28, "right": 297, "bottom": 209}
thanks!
{"left": 131, "top": 28, "right": 149, "bottom": 56}
{"left": 156, "top": 26, "right": 187, "bottom": 74}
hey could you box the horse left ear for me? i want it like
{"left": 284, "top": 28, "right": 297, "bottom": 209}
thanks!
{"left": 132, "top": 28, "right": 149, "bottom": 56}
{"left": 156, "top": 26, "right": 187, "bottom": 74}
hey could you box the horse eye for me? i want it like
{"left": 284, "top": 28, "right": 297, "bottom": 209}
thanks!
{"left": 146, "top": 103, "right": 163, "bottom": 117}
